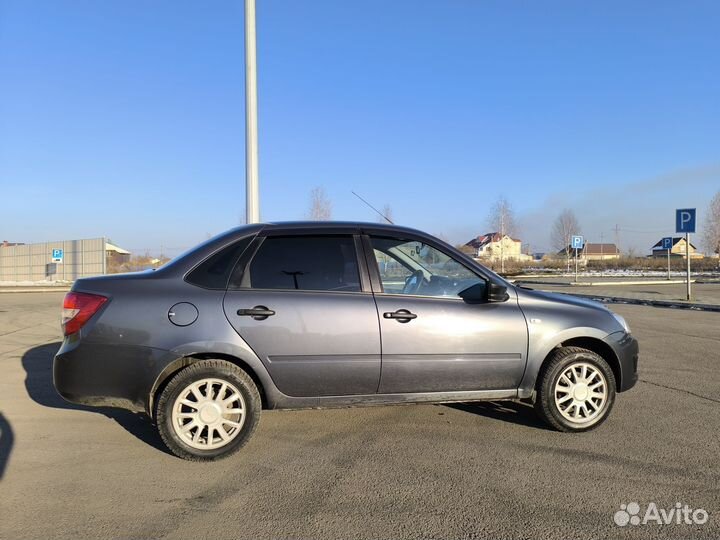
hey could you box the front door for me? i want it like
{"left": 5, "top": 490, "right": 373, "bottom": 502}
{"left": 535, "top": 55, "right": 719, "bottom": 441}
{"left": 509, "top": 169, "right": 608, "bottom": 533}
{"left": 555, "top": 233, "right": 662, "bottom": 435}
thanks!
{"left": 367, "top": 235, "right": 528, "bottom": 394}
{"left": 223, "top": 234, "right": 381, "bottom": 397}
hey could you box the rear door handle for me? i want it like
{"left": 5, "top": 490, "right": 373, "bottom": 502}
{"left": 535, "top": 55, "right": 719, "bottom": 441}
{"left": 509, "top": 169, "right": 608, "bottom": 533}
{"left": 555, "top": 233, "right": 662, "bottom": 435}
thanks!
{"left": 383, "top": 309, "right": 417, "bottom": 323}
{"left": 237, "top": 306, "right": 275, "bottom": 320}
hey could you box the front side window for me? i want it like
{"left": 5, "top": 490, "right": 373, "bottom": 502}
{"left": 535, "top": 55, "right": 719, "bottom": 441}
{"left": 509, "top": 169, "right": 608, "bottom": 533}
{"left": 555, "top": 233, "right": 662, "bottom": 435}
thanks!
{"left": 244, "top": 235, "right": 361, "bottom": 292}
{"left": 370, "top": 236, "right": 484, "bottom": 298}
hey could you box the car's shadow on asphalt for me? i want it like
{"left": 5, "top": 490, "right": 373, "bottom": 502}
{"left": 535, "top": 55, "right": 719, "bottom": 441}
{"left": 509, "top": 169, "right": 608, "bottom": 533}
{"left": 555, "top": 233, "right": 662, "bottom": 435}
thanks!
{"left": 21, "top": 342, "right": 172, "bottom": 456}
{"left": 446, "top": 400, "right": 553, "bottom": 430}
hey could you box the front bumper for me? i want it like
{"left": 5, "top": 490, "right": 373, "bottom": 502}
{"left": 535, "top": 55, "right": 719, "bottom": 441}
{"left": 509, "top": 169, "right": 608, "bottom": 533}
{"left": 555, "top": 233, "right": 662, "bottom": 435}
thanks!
{"left": 605, "top": 331, "right": 639, "bottom": 392}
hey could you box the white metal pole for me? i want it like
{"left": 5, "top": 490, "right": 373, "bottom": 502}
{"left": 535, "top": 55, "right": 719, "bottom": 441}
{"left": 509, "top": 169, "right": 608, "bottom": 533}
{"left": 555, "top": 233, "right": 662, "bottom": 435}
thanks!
{"left": 686, "top": 232, "right": 691, "bottom": 300}
{"left": 575, "top": 248, "right": 579, "bottom": 283}
{"left": 667, "top": 246, "right": 670, "bottom": 280}
{"left": 245, "top": 0, "right": 260, "bottom": 223}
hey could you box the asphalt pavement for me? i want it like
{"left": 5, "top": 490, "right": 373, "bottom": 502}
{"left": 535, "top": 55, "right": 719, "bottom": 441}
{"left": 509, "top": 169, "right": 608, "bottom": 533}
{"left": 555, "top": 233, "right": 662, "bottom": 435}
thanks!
{"left": 0, "top": 292, "right": 718, "bottom": 540}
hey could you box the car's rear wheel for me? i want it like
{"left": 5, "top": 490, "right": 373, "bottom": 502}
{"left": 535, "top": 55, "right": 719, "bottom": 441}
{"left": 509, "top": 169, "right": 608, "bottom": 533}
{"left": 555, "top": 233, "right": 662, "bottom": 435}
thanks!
{"left": 156, "top": 359, "right": 261, "bottom": 461}
{"left": 535, "top": 347, "right": 616, "bottom": 432}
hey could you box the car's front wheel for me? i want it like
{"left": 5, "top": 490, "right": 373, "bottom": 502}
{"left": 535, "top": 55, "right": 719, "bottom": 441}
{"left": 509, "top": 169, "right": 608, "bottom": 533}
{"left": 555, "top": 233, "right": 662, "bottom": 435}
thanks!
{"left": 156, "top": 359, "right": 261, "bottom": 461}
{"left": 535, "top": 347, "right": 616, "bottom": 432}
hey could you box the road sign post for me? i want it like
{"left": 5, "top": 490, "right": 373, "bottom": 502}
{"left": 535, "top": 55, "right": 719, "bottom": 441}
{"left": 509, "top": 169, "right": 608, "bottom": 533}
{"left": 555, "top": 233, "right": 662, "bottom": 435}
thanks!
{"left": 571, "top": 235, "right": 584, "bottom": 283}
{"left": 686, "top": 232, "right": 691, "bottom": 299}
{"left": 675, "top": 209, "right": 696, "bottom": 301}
{"left": 661, "top": 237, "right": 672, "bottom": 280}
{"left": 575, "top": 248, "right": 578, "bottom": 282}
{"left": 51, "top": 248, "right": 64, "bottom": 264}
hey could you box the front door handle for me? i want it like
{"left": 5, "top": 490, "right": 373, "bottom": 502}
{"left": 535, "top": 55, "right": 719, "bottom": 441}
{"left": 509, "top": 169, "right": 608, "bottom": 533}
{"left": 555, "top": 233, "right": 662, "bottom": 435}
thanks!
{"left": 383, "top": 309, "right": 417, "bottom": 323}
{"left": 237, "top": 306, "right": 275, "bottom": 320}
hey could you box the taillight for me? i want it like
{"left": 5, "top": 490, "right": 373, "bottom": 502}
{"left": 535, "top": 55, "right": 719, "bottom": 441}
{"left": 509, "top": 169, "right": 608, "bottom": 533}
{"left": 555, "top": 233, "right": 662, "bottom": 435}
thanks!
{"left": 62, "top": 292, "right": 108, "bottom": 336}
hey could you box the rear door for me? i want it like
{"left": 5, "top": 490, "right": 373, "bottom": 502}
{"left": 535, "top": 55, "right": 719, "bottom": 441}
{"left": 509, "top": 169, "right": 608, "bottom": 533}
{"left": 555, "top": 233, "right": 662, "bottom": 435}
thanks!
{"left": 365, "top": 234, "right": 528, "bottom": 394}
{"left": 223, "top": 231, "right": 381, "bottom": 397}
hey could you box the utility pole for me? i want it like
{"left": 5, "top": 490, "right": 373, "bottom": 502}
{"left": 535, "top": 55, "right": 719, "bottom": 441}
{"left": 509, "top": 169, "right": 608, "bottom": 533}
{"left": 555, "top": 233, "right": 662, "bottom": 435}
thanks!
{"left": 245, "top": 0, "right": 260, "bottom": 224}
{"left": 614, "top": 224, "right": 620, "bottom": 272}
{"left": 614, "top": 225, "right": 620, "bottom": 250}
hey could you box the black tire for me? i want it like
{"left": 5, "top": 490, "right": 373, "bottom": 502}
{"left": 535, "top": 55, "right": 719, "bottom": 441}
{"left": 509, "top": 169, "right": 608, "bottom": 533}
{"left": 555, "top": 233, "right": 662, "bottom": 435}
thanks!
{"left": 156, "top": 359, "right": 261, "bottom": 461}
{"left": 535, "top": 347, "right": 616, "bottom": 432}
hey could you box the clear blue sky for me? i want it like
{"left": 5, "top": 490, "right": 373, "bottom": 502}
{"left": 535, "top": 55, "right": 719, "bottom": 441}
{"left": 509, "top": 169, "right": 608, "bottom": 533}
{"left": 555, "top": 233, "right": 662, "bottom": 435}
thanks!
{"left": 1, "top": 0, "right": 718, "bottom": 255}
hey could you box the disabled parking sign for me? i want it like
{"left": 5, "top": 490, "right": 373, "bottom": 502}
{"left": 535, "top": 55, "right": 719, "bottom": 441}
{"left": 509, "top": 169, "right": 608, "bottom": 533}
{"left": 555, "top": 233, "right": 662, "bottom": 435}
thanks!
{"left": 51, "top": 248, "right": 64, "bottom": 263}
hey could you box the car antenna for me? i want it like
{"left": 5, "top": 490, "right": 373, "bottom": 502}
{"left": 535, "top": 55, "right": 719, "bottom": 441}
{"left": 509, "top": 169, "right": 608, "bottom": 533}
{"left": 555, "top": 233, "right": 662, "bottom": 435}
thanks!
{"left": 351, "top": 190, "right": 394, "bottom": 224}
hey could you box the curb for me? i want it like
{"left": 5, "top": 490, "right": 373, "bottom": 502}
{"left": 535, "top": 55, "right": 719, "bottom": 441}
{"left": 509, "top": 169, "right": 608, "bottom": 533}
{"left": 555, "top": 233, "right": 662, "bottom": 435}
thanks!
{"left": 0, "top": 287, "right": 71, "bottom": 294}
{"left": 569, "top": 280, "right": 693, "bottom": 286}
{"left": 513, "top": 279, "right": 696, "bottom": 287}
{"left": 551, "top": 291, "right": 720, "bottom": 313}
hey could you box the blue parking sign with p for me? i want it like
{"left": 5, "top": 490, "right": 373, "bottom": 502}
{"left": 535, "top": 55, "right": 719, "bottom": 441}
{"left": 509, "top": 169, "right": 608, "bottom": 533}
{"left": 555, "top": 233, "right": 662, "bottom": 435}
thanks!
{"left": 661, "top": 237, "right": 673, "bottom": 250}
{"left": 675, "top": 209, "right": 696, "bottom": 233}
{"left": 51, "top": 248, "right": 64, "bottom": 263}
{"left": 571, "top": 235, "right": 584, "bottom": 249}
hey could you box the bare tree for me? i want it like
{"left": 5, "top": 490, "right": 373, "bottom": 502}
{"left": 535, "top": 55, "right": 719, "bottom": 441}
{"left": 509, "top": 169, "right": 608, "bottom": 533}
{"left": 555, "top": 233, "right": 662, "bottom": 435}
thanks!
{"left": 486, "top": 196, "right": 518, "bottom": 273}
{"left": 703, "top": 190, "right": 720, "bottom": 258}
{"left": 551, "top": 209, "right": 581, "bottom": 272}
{"left": 378, "top": 204, "right": 394, "bottom": 224}
{"left": 308, "top": 186, "right": 332, "bottom": 220}
{"left": 433, "top": 232, "right": 451, "bottom": 245}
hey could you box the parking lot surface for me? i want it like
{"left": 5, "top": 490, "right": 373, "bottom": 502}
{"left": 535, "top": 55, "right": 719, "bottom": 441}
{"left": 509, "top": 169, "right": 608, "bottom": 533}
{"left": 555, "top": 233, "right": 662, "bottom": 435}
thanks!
{"left": 1, "top": 292, "right": 718, "bottom": 539}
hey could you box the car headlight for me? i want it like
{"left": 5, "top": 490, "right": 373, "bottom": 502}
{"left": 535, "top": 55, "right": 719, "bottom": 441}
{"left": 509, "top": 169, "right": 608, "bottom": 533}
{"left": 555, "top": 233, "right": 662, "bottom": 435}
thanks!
{"left": 611, "top": 312, "right": 630, "bottom": 334}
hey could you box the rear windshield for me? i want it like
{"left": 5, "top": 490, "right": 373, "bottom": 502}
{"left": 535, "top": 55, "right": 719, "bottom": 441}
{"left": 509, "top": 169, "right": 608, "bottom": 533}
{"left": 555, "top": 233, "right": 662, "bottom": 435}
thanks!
{"left": 185, "top": 237, "right": 253, "bottom": 289}
{"left": 158, "top": 226, "right": 257, "bottom": 274}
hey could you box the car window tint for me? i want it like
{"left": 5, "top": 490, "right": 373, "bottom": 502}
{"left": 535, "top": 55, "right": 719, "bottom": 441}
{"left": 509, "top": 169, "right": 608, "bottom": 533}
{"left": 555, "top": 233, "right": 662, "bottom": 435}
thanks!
{"left": 185, "top": 237, "right": 253, "bottom": 290}
{"left": 247, "top": 236, "right": 361, "bottom": 292}
{"left": 370, "top": 236, "right": 485, "bottom": 298}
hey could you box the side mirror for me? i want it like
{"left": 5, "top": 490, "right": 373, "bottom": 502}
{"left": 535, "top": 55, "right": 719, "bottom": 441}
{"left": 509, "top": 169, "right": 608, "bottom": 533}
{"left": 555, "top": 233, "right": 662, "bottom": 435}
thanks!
{"left": 487, "top": 282, "right": 509, "bottom": 303}
{"left": 458, "top": 283, "right": 487, "bottom": 304}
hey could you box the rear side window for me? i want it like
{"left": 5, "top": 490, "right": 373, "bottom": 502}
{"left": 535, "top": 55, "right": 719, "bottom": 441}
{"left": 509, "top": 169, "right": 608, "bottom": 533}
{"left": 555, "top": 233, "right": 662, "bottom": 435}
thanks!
{"left": 243, "top": 235, "right": 361, "bottom": 292}
{"left": 185, "top": 237, "right": 252, "bottom": 290}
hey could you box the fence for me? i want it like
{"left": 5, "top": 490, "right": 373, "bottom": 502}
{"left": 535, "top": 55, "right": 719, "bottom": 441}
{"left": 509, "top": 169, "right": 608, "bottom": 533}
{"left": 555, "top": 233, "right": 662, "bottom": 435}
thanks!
{"left": 0, "top": 238, "right": 107, "bottom": 282}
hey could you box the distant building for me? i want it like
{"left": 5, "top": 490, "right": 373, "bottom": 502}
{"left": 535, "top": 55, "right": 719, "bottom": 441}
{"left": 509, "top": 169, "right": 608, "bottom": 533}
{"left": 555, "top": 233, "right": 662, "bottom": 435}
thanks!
{"left": 559, "top": 243, "right": 620, "bottom": 262}
{"left": 583, "top": 243, "right": 620, "bottom": 261}
{"left": 465, "top": 233, "right": 532, "bottom": 262}
{"left": 106, "top": 242, "right": 131, "bottom": 266}
{"left": 650, "top": 237, "right": 702, "bottom": 259}
{"left": 0, "top": 238, "right": 131, "bottom": 281}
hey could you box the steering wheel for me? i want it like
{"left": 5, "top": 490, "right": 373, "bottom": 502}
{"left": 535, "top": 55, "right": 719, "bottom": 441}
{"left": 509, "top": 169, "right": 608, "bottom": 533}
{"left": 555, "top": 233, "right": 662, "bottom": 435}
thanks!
{"left": 402, "top": 270, "right": 425, "bottom": 295}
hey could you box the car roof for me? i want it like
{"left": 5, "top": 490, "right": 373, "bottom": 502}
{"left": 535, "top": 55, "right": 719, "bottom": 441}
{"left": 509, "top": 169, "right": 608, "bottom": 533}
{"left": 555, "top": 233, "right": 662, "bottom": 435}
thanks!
{"left": 262, "top": 220, "right": 430, "bottom": 237}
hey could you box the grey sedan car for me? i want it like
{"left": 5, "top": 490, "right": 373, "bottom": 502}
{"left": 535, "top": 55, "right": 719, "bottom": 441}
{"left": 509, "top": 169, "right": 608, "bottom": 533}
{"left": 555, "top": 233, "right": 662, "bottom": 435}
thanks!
{"left": 54, "top": 222, "right": 638, "bottom": 461}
